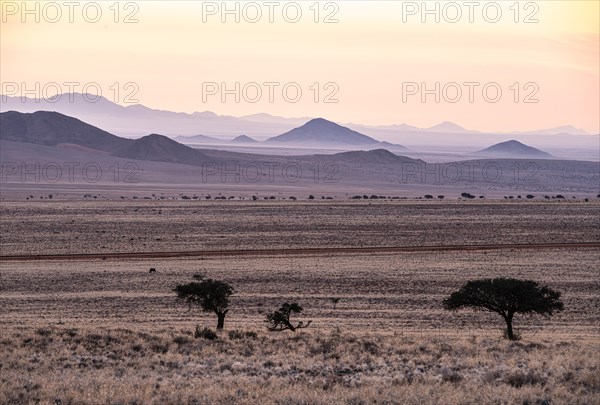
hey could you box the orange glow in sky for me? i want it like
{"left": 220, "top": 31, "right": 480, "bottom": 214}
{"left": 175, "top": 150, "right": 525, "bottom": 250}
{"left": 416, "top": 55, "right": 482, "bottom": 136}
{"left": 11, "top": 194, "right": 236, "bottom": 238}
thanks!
{"left": 1, "top": 0, "right": 599, "bottom": 133}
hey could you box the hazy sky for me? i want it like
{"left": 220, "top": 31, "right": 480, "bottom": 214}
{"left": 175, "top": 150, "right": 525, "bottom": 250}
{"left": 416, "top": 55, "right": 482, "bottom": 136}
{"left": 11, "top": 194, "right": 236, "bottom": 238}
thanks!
{"left": 1, "top": 0, "right": 599, "bottom": 133}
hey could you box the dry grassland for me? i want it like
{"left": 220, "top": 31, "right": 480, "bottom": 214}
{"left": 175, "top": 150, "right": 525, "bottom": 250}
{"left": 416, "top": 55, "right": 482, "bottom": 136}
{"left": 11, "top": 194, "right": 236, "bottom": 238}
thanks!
{"left": 0, "top": 201, "right": 598, "bottom": 404}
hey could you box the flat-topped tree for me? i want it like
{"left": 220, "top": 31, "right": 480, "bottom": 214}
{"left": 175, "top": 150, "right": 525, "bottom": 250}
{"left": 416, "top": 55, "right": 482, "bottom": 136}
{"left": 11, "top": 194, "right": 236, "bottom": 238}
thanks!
{"left": 174, "top": 274, "right": 234, "bottom": 330}
{"left": 443, "top": 278, "right": 563, "bottom": 340}
{"left": 265, "top": 303, "right": 312, "bottom": 332}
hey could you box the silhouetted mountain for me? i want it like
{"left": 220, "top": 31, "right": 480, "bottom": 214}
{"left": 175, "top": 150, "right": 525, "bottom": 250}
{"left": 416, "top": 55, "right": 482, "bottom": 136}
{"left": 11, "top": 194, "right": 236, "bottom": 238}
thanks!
{"left": 0, "top": 94, "right": 298, "bottom": 137}
{"left": 0, "top": 110, "right": 129, "bottom": 151}
{"left": 327, "top": 149, "right": 422, "bottom": 165}
{"left": 513, "top": 125, "right": 590, "bottom": 136}
{"left": 348, "top": 122, "right": 420, "bottom": 133}
{"left": 477, "top": 140, "right": 553, "bottom": 158}
{"left": 426, "top": 121, "right": 474, "bottom": 133}
{"left": 111, "top": 134, "right": 210, "bottom": 166}
{"left": 173, "top": 134, "right": 221, "bottom": 144}
{"left": 0, "top": 111, "right": 212, "bottom": 166}
{"left": 379, "top": 141, "right": 408, "bottom": 151}
{"left": 2, "top": 94, "right": 592, "bottom": 143}
{"left": 231, "top": 135, "right": 258, "bottom": 143}
{"left": 267, "top": 118, "right": 386, "bottom": 146}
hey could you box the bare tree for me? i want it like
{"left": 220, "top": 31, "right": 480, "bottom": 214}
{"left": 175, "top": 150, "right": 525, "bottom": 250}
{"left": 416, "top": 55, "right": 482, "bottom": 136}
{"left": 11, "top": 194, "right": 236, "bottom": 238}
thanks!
{"left": 265, "top": 303, "right": 311, "bottom": 332}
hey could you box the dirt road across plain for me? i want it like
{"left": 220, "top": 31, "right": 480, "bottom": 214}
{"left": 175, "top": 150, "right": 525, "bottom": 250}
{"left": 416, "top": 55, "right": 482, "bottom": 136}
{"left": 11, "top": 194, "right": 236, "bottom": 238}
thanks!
{"left": 1, "top": 242, "right": 598, "bottom": 262}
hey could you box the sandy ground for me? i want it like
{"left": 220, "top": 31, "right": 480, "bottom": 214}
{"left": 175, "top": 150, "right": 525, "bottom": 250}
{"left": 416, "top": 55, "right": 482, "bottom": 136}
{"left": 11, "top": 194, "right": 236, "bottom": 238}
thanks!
{"left": 1, "top": 200, "right": 599, "bottom": 256}
{"left": 0, "top": 202, "right": 597, "bottom": 335}
{"left": 1, "top": 200, "right": 599, "bottom": 404}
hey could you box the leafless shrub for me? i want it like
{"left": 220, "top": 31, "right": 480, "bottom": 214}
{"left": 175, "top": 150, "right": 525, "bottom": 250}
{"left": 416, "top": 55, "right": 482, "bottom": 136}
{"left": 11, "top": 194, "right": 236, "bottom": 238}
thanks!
{"left": 195, "top": 326, "right": 218, "bottom": 340}
{"left": 228, "top": 330, "right": 258, "bottom": 340}
{"left": 504, "top": 370, "right": 546, "bottom": 387}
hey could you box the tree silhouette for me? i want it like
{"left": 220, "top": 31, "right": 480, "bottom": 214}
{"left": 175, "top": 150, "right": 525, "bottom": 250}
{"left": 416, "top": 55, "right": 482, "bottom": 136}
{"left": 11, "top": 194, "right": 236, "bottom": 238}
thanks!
{"left": 265, "top": 303, "right": 312, "bottom": 332}
{"left": 443, "top": 278, "right": 563, "bottom": 340}
{"left": 174, "top": 275, "right": 234, "bottom": 330}
{"left": 330, "top": 297, "right": 340, "bottom": 309}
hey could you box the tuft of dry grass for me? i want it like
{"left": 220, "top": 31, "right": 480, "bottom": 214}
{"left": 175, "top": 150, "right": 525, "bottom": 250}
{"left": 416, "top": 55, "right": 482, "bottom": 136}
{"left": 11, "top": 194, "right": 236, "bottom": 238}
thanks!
{"left": 1, "top": 326, "right": 598, "bottom": 404}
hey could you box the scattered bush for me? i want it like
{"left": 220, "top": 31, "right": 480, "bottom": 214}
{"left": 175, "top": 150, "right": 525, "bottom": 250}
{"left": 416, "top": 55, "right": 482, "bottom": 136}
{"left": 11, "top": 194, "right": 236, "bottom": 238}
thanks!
{"left": 36, "top": 328, "right": 52, "bottom": 337}
{"left": 173, "top": 335, "right": 191, "bottom": 345}
{"left": 194, "top": 326, "right": 218, "bottom": 340}
{"left": 228, "top": 330, "right": 258, "bottom": 340}
{"left": 504, "top": 370, "right": 546, "bottom": 387}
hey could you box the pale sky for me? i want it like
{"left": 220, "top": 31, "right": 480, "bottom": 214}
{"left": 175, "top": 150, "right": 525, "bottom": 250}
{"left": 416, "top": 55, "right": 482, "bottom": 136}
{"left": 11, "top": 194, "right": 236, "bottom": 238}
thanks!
{"left": 1, "top": 0, "right": 599, "bottom": 133}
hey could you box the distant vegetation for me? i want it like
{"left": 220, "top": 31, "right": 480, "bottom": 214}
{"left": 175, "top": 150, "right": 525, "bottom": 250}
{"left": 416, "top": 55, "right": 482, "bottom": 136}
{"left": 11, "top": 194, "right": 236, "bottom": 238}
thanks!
{"left": 329, "top": 297, "right": 341, "bottom": 309}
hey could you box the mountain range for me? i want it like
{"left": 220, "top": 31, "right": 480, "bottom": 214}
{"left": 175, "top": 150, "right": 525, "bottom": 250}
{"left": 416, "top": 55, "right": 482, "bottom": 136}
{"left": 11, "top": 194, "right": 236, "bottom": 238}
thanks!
{"left": 1, "top": 94, "right": 592, "bottom": 140}
{"left": 2, "top": 110, "right": 597, "bottom": 197}
{"left": 0, "top": 111, "right": 416, "bottom": 167}
{"left": 0, "top": 111, "right": 560, "bottom": 164}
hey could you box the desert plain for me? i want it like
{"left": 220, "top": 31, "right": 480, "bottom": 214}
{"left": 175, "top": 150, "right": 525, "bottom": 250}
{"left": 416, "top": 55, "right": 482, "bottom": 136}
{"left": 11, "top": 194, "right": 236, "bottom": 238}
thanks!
{"left": 0, "top": 200, "right": 598, "bottom": 404}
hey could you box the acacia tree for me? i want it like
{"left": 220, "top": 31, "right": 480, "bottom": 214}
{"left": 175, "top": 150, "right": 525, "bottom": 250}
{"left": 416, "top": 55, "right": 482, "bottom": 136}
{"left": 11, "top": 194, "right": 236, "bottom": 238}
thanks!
{"left": 174, "top": 275, "right": 234, "bottom": 330}
{"left": 443, "top": 278, "right": 563, "bottom": 340}
{"left": 330, "top": 297, "right": 340, "bottom": 310}
{"left": 265, "top": 303, "right": 312, "bottom": 332}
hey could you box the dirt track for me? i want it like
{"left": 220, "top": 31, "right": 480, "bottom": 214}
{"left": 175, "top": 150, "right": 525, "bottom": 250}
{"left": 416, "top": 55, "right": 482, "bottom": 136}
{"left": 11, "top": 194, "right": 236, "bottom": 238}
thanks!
{"left": 1, "top": 242, "right": 598, "bottom": 262}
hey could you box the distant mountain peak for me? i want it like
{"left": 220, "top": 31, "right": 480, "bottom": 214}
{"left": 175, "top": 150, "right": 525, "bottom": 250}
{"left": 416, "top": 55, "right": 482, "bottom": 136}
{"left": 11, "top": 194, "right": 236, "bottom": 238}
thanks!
{"left": 296, "top": 117, "right": 341, "bottom": 129}
{"left": 477, "top": 140, "right": 553, "bottom": 158}
{"left": 141, "top": 133, "right": 173, "bottom": 141}
{"left": 427, "top": 121, "right": 469, "bottom": 133}
{"left": 327, "top": 148, "right": 420, "bottom": 165}
{"left": 192, "top": 111, "right": 218, "bottom": 118}
{"left": 231, "top": 135, "right": 257, "bottom": 143}
{"left": 111, "top": 132, "right": 209, "bottom": 165}
{"left": 0, "top": 110, "right": 128, "bottom": 151}
{"left": 514, "top": 125, "right": 590, "bottom": 136}
{"left": 266, "top": 118, "right": 383, "bottom": 146}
